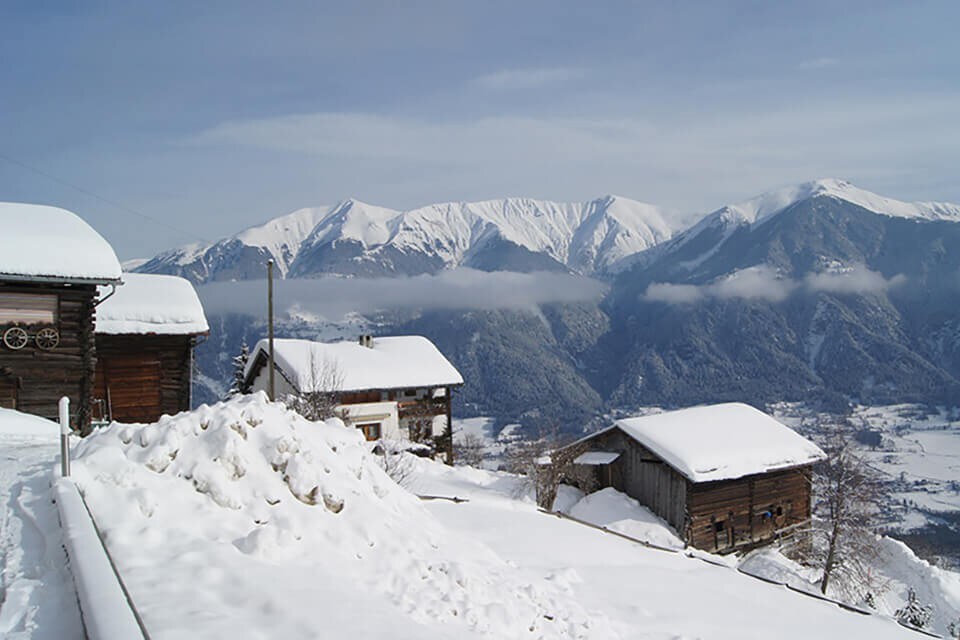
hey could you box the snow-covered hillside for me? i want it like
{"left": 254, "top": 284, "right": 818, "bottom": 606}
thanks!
{"left": 65, "top": 397, "right": 945, "bottom": 638}
{"left": 137, "top": 195, "right": 675, "bottom": 282}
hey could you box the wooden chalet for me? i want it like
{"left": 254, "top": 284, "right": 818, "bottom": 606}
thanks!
{"left": 94, "top": 273, "right": 209, "bottom": 424}
{"left": 0, "top": 202, "right": 122, "bottom": 433}
{"left": 242, "top": 335, "right": 463, "bottom": 446}
{"left": 555, "top": 403, "right": 826, "bottom": 553}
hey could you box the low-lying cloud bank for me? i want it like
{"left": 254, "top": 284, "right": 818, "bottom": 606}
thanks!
{"left": 644, "top": 264, "right": 906, "bottom": 304}
{"left": 198, "top": 268, "right": 607, "bottom": 319}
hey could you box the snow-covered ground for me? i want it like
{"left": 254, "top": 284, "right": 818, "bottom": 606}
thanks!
{"left": 0, "top": 409, "right": 81, "bottom": 639}
{"left": 70, "top": 395, "right": 615, "bottom": 639}
{"left": 0, "top": 396, "right": 934, "bottom": 638}
{"left": 409, "top": 460, "right": 922, "bottom": 639}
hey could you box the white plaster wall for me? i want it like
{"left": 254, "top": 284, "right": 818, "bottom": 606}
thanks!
{"left": 336, "top": 401, "right": 401, "bottom": 440}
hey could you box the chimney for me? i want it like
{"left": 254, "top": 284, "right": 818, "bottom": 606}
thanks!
{"left": 359, "top": 334, "right": 374, "bottom": 348}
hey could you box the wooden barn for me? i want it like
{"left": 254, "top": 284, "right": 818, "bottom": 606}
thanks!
{"left": 94, "top": 273, "right": 209, "bottom": 424}
{"left": 0, "top": 202, "right": 122, "bottom": 432}
{"left": 556, "top": 403, "right": 826, "bottom": 553}
{"left": 243, "top": 335, "right": 463, "bottom": 446}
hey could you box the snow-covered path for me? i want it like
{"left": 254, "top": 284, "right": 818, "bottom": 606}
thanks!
{"left": 0, "top": 434, "right": 82, "bottom": 639}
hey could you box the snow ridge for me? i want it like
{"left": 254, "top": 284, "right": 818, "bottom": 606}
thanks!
{"left": 140, "top": 195, "right": 674, "bottom": 281}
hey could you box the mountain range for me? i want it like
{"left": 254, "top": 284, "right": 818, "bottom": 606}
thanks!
{"left": 138, "top": 195, "right": 674, "bottom": 281}
{"left": 136, "top": 179, "right": 960, "bottom": 430}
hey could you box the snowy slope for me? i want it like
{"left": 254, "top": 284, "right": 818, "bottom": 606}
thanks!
{"left": 137, "top": 195, "right": 675, "bottom": 282}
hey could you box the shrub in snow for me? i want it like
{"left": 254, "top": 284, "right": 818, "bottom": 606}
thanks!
{"left": 895, "top": 588, "right": 933, "bottom": 629}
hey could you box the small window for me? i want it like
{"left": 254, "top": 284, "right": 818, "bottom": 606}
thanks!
{"left": 357, "top": 422, "right": 381, "bottom": 441}
{"left": 403, "top": 389, "right": 418, "bottom": 398}
{"left": 713, "top": 520, "right": 725, "bottom": 532}
{"left": 0, "top": 293, "right": 57, "bottom": 325}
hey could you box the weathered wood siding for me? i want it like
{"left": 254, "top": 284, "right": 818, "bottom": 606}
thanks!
{"left": 579, "top": 428, "right": 688, "bottom": 533}
{"left": 94, "top": 334, "right": 193, "bottom": 423}
{"left": 0, "top": 283, "right": 97, "bottom": 430}
{"left": 686, "top": 467, "right": 812, "bottom": 553}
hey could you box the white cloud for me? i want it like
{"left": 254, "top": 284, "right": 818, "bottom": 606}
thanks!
{"left": 644, "top": 264, "right": 906, "bottom": 304}
{"left": 470, "top": 67, "right": 582, "bottom": 91}
{"left": 197, "top": 268, "right": 607, "bottom": 319}
{"left": 804, "top": 265, "right": 906, "bottom": 294}
{"left": 189, "top": 93, "right": 960, "bottom": 219}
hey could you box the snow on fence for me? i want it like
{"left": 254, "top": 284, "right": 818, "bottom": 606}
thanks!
{"left": 539, "top": 508, "right": 943, "bottom": 638}
{"left": 55, "top": 478, "right": 150, "bottom": 640}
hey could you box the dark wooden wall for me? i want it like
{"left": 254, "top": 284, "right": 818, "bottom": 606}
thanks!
{"left": 686, "top": 467, "right": 812, "bottom": 553}
{"left": 578, "top": 428, "right": 689, "bottom": 533}
{"left": 94, "top": 334, "right": 193, "bottom": 423}
{"left": 0, "top": 282, "right": 97, "bottom": 430}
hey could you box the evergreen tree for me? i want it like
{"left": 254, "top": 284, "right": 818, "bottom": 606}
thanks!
{"left": 226, "top": 340, "right": 249, "bottom": 399}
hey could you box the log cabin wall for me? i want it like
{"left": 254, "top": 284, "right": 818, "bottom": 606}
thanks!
{"left": 0, "top": 282, "right": 97, "bottom": 431}
{"left": 580, "top": 428, "right": 689, "bottom": 534}
{"left": 686, "top": 467, "right": 812, "bottom": 553}
{"left": 94, "top": 334, "right": 193, "bottom": 423}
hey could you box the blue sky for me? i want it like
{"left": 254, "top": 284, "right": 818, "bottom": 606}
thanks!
{"left": 2, "top": 1, "right": 958, "bottom": 259}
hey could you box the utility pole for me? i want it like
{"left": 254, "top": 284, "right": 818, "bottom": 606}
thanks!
{"left": 267, "top": 259, "right": 275, "bottom": 401}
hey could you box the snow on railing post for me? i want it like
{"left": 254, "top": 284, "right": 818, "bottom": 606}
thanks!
{"left": 59, "top": 396, "right": 71, "bottom": 477}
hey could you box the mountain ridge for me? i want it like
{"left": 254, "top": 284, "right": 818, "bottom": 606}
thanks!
{"left": 138, "top": 194, "right": 676, "bottom": 283}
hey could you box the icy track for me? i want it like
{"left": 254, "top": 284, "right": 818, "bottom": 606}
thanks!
{"left": 0, "top": 410, "right": 81, "bottom": 639}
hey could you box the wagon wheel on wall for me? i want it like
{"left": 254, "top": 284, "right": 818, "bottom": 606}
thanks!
{"left": 3, "top": 326, "right": 28, "bottom": 350}
{"left": 35, "top": 327, "right": 60, "bottom": 350}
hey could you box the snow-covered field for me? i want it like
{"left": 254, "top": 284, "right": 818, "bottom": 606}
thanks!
{"left": 60, "top": 396, "right": 948, "bottom": 638}
{"left": 773, "top": 403, "right": 960, "bottom": 536}
{"left": 0, "top": 410, "right": 81, "bottom": 639}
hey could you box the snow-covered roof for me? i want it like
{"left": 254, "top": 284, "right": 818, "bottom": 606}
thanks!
{"left": 96, "top": 273, "right": 209, "bottom": 335}
{"left": 0, "top": 202, "right": 122, "bottom": 283}
{"left": 610, "top": 403, "right": 826, "bottom": 483}
{"left": 574, "top": 451, "right": 621, "bottom": 466}
{"left": 247, "top": 336, "right": 463, "bottom": 393}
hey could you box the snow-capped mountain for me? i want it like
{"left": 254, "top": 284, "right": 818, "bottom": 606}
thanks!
{"left": 138, "top": 195, "right": 675, "bottom": 283}
{"left": 656, "top": 178, "right": 960, "bottom": 270}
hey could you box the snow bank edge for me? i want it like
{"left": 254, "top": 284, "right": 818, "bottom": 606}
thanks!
{"left": 55, "top": 478, "right": 147, "bottom": 640}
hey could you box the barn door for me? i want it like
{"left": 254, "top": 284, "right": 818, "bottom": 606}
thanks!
{"left": 95, "top": 355, "right": 162, "bottom": 423}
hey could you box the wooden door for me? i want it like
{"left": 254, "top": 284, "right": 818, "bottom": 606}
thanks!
{"left": 94, "top": 355, "right": 162, "bottom": 423}
{"left": 0, "top": 372, "right": 17, "bottom": 410}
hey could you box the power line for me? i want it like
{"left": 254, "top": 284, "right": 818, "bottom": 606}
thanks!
{"left": 0, "top": 152, "right": 210, "bottom": 244}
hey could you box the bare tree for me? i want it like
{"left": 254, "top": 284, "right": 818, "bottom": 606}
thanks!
{"left": 796, "top": 429, "right": 887, "bottom": 600}
{"left": 503, "top": 428, "right": 591, "bottom": 508}
{"left": 454, "top": 433, "right": 487, "bottom": 468}
{"left": 285, "top": 352, "right": 344, "bottom": 422}
{"left": 372, "top": 440, "right": 417, "bottom": 489}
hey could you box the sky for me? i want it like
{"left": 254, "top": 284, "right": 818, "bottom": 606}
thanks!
{"left": 1, "top": 1, "right": 958, "bottom": 260}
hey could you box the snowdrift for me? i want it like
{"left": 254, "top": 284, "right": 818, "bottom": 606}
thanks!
{"left": 72, "top": 394, "right": 613, "bottom": 639}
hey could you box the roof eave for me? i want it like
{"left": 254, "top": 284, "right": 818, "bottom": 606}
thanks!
{"left": 1, "top": 272, "right": 123, "bottom": 286}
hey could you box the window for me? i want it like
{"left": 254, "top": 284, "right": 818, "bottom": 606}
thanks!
{"left": 0, "top": 293, "right": 57, "bottom": 325}
{"left": 403, "top": 389, "right": 418, "bottom": 398}
{"left": 713, "top": 520, "right": 725, "bottom": 532}
{"left": 357, "top": 423, "right": 381, "bottom": 441}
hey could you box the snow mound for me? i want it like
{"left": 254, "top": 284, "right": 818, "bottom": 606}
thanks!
{"left": 72, "top": 394, "right": 613, "bottom": 638}
{"left": 0, "top": 407, "right": 60, "bottom": 440}
{"left": 564, "top": 488, "right": 684, "bottom": 550}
